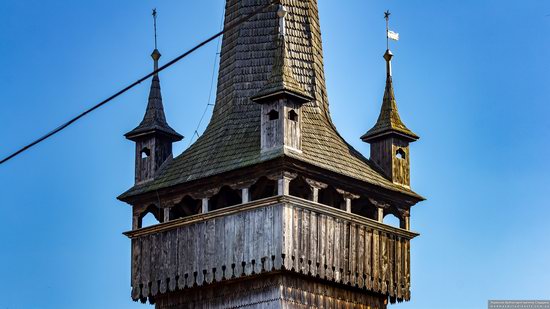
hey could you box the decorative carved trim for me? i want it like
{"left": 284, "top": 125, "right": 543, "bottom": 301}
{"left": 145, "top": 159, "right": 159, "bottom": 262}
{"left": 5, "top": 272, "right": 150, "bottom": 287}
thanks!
{"left": 304, "top": 177, "right": 328, "bottom": 189}
{"left": 189, "top": 188, "right": 220, "bottom": 200}
{"left": 369, "top": 197, "right": 391, "bottom": 209}
{"left": 266, "top": 171, "right": 297, "bottom": 181}
{"left": 337, "top": 188, "right": 360, "bottom": 200}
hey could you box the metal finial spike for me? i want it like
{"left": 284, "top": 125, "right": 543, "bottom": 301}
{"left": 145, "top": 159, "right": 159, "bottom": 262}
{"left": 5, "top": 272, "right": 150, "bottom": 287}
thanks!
{"left": 277, "top": 5, "right": 288, "bottom": 36}
{"left": 384, "top": 10, "right": 391, "bottom": 51}
{"left": 152, "top": 8, "right": 158, "bottom": 50}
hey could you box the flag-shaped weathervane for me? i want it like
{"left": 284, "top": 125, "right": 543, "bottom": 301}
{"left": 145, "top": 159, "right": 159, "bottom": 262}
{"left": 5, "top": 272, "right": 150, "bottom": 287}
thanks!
{"left": 384, "top": 10, "right": 399, "bottom": 49}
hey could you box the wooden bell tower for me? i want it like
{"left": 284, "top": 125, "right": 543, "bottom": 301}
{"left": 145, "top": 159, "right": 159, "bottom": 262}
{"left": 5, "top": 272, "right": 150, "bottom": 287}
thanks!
{"left": 118, "top": 2, "right": 424, "bottom": 308}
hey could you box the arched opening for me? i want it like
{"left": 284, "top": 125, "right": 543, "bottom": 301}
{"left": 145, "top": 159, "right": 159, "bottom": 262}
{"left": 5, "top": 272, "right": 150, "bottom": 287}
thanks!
{"left": 268, "top": 109, "right": 279, "bottom": 120}
{"left": 289, "top": 177, "right": 312, "bottom": 200}
{"left": 170, "top": 195, "right": 201, "bottom": 220}
{"left": 395, "top": 148, "right": 406, "bottom": 160}
{"left": 138, "top": 204, "right": 162, "bottom": 228}
{"left": 288, "top": 109, "right": 298, "bottom": 121}
{"left": 383, "top": 213, "right": 401, "bottom": 228}
{"left": 250, "top": 177, "right": 277, "bottom": 201}
{"left": 318, "top": 186, "right": 345, "bottom": 210}
{"left": 141, "top": 147, "right": 151, "bottom": 159}
{"left": 209, "top": 186, "right": 241, "bottom": 211}
{"left": 351, "top": 197, "right": 378, "bottom": 220}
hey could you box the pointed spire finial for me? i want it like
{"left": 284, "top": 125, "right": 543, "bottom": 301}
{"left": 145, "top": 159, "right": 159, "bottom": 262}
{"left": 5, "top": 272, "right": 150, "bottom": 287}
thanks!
{"left": 151, "top": 9, "right": 161, "bottom": 73}
{"left": 384, "top": 10, "right": 391, "bottom": 50}
{"left": 152, "top": 8, "right": 158, "bottom": 50}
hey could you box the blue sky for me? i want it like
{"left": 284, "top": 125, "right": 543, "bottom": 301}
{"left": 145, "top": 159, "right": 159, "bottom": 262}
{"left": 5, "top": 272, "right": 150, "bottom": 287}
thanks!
{"left": 0, "top": 0, "right": 549, "bottom": 308}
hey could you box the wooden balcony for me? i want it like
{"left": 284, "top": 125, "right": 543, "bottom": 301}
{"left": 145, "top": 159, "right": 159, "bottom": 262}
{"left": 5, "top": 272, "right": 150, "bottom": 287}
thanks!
{"left": 124, "top": 195, "right": 418, "bottom": 303}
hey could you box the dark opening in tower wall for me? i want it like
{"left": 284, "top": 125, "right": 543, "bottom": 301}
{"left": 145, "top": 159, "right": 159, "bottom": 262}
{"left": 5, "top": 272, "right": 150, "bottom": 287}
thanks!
{"left": 250, "top": 177, "right": 278, "bottom": 201}
{"left": 209, "top": 186, "right": 241, "bottom": 211}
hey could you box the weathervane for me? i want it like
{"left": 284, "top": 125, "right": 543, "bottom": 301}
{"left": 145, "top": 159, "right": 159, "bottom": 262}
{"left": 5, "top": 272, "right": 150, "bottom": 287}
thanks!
{"left": 384, "top": 10, "right": 399, "bottom": 51}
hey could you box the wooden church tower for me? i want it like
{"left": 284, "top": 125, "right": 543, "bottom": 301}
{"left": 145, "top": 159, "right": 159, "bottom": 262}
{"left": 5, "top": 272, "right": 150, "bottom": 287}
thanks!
{"left": 119, "top": 1, "right": 423, "bottom": 308}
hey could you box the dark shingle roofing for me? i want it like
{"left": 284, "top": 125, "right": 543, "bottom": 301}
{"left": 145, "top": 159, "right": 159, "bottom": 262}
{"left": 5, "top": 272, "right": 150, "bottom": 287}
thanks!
{"left": 125, "top": 49, "right": 183, "bottom": 141}
{"left": 361, "top": 50, "right": 418, "bottom": 142}
{"left": 120, "top": 0, "right": 420, "bottom": 199}
{"left": 251, "top": 30, "right": 312, "bottom": 103}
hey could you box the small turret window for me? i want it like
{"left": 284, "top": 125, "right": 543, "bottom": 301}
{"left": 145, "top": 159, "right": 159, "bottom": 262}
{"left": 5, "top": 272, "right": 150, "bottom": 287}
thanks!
{"left": 268, "top": 109, "right": 279, "bottom": 120}
{"left": 395, "top": 148, "right": 406, "bottom": 160}
{"left": 288, "top": 109, "right": 298, "bottom": 121}
{"left": 141, "top": 147, "right": 151, "bottom": 159}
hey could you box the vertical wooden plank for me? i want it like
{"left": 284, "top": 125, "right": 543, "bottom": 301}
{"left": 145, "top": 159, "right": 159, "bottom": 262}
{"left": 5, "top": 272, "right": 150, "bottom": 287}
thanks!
{"left": 318, "top": 214, "right": 326, "bottom": 279}
{"left": 263, "top": 205, "right": 272, "bottom": 272}
{"left": 365, "top": 228, "right": 372, "bottom": 290}
{"left": 158, "top": 231, "right": 167, "bottom": 294}
{"left": 326, "top": 215, "right": 334, "bottom": 281}
{"left": 168, "top": 229, "right": 177, "bottom": 292}
{"left": 254, "top": 207, "right": 264, "bottom": 274}
{"left": 333, "top": 218, "right": 341, "bottom": 282}
{"left": 372, "top": 229, "right": 379, "bottom": 292}
{"left": 406, "top": 239, "right": 411, "bottom": 300}
{"left": 243, "top": 209, "right": 254, "bottom": 276}
{"left": 141, "top": 236, "right": 151, "bottom": 298}
{"left": 283, "top": 205, "right": 293, "bottom": 270}
{"left": 349, "top": 223, "right": 357, "bottom": 287}
{"left": 388, "top": 234, "right": 395, "bottom": 297}
{"left": 310, "top": 211, "right": 318, "bottom": 277}
{"left": 205, "top": 218, "right": 216, "bottom": 284}
{"left": 131, "top": 238, "right": 141, "bottom": 300}
{"left": 224, "top": 214, "right": 235, "bottom": 279}
{"left": 293, "top": 206, "right": 301, "bottom": 271}
{"left": 234, "top": 212, "right": 245, "bottom": 277}
{"left": 273, "top": 204, "right": 283, "bottom": 270}
{"left": 300, "top": 208, "right": 310, "bottom": 274}
{"left": 396, "top": 236, "right": 402, "bottom": 300}
{"left": 187, "top": 223, "right": 197, "bottom": 287}
{"left": 343, "top": 221, "right": 350, "bottom": 285}
{"left": 381, "top": 232, "right": 388, "bottom": 294}
{"left": 357, "top": 225, "right": 364, "bottom": 289}
{"left": 214, "top": 217, "right": 224, "bottom": 282}
{"left": 150, "top": 233, "right": 159, "bottom": 296}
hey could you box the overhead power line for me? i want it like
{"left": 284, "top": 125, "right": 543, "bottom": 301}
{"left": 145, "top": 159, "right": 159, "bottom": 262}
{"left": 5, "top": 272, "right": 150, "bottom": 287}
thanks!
{"left": 0, "top": 1, "right": 275, "bottom": 166}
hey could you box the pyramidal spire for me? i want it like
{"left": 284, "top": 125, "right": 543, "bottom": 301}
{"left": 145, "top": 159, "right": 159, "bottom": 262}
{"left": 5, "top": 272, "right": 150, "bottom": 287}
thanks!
{"left": 251, "top": 4, "right": 312, "bottom": 103}
{"left": 361, "top": 12, "right": 417, "bottom": 142}
{"left": 125, "top": 9, "right": 182, "bottom": 142}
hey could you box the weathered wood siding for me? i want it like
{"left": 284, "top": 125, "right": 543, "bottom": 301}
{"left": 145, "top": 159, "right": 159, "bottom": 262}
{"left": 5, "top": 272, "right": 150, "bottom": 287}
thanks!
{"left": 156, "top": 274, "right": 387, "bottom": 309}
{"left": 127, "top": 196, "right": 414, "bottom": 303}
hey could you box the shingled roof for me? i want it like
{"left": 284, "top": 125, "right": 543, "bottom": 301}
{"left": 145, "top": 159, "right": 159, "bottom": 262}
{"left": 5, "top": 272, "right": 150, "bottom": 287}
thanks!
{"left": 120, "top": 0, "right": 420, "bottom": 199}
{"left": 125, "top": 49, "right": 183, "bottom": 141}
{"left": 361, "top": 49, "right": 418, "bottom": 142}
{"left": 251, "top": 18, "right": 312, "bottom": 104}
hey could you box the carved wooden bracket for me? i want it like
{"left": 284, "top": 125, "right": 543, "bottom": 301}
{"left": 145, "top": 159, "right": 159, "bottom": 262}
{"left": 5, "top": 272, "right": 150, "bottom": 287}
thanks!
{"left": 368, "top": 197, "right": 391, "bottom": 209}
{"left": 189, "top": 187, "right": 221, "bottom": 200}
{"left": 266, "top": 171, "right": 297, "bottom": 181}
{"left": 336, "top": 188, "right": 360, "bottom": 200}
{"left": 305, "top": 178, "right": 328, "bottom": 190}
{"left": 397, "top": 207, "right": 410, "bottom": 219}
{"left": 228, "top": 179, "right": 258, "bottom": 190}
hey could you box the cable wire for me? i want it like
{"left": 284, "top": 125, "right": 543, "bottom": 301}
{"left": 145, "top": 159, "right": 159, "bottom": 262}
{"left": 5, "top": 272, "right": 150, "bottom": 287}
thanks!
{"left": 0, "top": 1, "right": 275, "bottom": 166}
{"left": 188, "top": 1, "right": 226, "bottom": 147}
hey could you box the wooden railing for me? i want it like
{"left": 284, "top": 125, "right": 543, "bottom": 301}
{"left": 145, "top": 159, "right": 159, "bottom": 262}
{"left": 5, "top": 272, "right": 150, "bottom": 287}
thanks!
{"left": 125, "top": 195, "right": 417, "bottom": 302}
